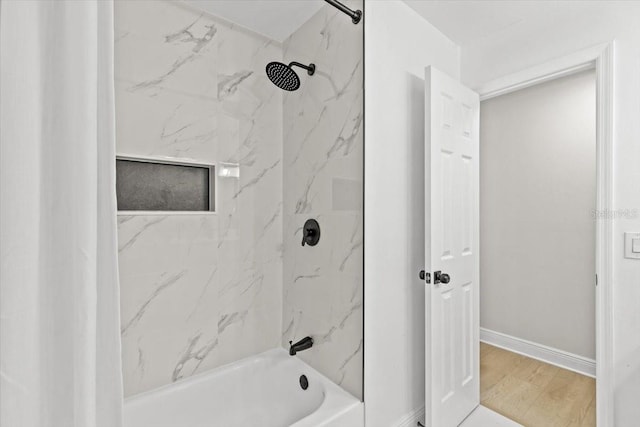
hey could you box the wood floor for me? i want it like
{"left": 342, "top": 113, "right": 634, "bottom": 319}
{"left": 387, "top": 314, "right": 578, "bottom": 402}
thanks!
{"left": 480, "top": 343, "right": 596, "bottom": 427}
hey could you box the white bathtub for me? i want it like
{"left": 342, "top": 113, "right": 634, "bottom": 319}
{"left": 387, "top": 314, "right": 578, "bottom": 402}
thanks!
{"left": 124, "top": 348, "right": 364, "bottom": 427}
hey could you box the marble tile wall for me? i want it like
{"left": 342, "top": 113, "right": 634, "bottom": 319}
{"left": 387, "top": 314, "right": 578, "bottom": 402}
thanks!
{"left": 114, "top": 1, "right": 283, "bottom": 396}
{"left": 281, "top": 0, "right": 364, "bottom": 400}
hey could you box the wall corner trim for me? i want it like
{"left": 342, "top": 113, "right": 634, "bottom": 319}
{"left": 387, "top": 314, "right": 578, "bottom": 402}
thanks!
{"left": 480, "top": 328, "right": 596, "bottom": 377}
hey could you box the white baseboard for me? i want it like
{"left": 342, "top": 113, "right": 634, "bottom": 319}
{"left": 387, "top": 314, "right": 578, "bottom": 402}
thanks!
{"left": 394, "top": 405, "right": 425, "bottom": 427}
{"left": 480, "top": 328, "right": 596, "bottom": 378}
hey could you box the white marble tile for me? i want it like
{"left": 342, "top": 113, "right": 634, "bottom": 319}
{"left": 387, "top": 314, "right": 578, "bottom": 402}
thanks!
{"left": 115, "top": 1, "right": 219, "bottom": 99}
{"left": 282, "top": 0, "right": 364, "bottom": 399}
{"left": 115, "top": 0, "right": 283, "bottom": 397}
{"left": 282, "top": 213, "right": 363, "bottom": 398}
{"left": 118, "top": 215, "right": 220, "bottom": 394}
{"left": 116, "top": 0, "right": 363, "bottom": 400}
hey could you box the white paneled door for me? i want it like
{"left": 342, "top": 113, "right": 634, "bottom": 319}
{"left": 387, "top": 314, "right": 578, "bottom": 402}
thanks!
{"left": 424, "top": 66, "right": 480, "bottom": 427}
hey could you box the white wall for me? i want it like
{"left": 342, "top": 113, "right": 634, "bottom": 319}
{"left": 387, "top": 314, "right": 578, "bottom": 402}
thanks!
{"left": 364, "top": 2, "right": 460, "bottom": 425}
{"left": 460, "top": 3, "right": 640, "bottom": 425}
{"left": 480, "top": 70, "right": 596, "bottom": 359}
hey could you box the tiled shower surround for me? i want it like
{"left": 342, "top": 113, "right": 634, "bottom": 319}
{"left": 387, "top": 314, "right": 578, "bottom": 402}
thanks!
{"left": 282, "top": 1, "right": 364, "bottom": 399}
{"left": 115, "top": 0, "right": 363, "bottom": 400}
{"left": 115, "top": 1, "right": 283, "bottom": 396}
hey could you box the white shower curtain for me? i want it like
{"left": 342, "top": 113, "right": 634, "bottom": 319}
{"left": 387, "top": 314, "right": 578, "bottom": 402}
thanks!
{"left": 0, "top": 1, "right": 124, "bottom": 426}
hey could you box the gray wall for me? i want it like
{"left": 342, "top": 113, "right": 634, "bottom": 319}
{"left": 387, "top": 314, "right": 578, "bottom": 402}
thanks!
{"left": 480, "top": 69, "right": 596, "bottom": 359}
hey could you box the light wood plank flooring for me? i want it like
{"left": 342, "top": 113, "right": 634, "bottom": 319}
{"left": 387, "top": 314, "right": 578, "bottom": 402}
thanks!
{"left": 480, "top": 343, "right": 595, "bottom": 427}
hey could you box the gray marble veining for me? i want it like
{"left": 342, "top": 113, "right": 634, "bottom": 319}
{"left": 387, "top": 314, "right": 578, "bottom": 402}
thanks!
{"left": 165, "top": 17, "right": 217, "bottom": 53}
{"left": 172, "top": 333, "right": 219, "bottom": 382}
{"left": 118, "top": 216, "right": 166, "bottom": 252}
{"left": 232, "top": 159, "right": 280, "bottom": 199}
{"left": 121, "top": 270, "right": 187, "bottom": 335}
{"left": 218, "top": 71, "right": 254, "bottom": 99}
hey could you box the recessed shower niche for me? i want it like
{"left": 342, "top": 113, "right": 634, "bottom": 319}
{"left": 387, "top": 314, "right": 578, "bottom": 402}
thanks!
{"left": 116, "top": 157, "right": 215, "bottom": 212}
{"left": 114, "top": 0, "right": 363, "bottom": 413}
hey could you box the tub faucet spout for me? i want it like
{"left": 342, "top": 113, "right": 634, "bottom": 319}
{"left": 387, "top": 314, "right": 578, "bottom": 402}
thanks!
{"left": 289, "top": 336, "right": 313, "bottom": 356}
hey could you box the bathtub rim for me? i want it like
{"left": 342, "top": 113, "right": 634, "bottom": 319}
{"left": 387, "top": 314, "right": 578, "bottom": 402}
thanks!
{"left": 123, "top": 347, "right": 361, "bottom": 426}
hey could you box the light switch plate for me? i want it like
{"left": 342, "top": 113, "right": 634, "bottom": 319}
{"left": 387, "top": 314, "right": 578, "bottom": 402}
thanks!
{"left": 624, "top": 232, "right": 640, "bottom": 259}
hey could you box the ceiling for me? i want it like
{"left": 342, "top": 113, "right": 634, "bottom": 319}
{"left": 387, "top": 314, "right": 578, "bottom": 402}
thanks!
{"left": 184, "top": 0, "right": 325, "bottom": 42}
{"left": 402, "top": 1, "right": 615, "bottom": 47}
{"left": 183, "top": 1, "right": 621, "bottom": 50}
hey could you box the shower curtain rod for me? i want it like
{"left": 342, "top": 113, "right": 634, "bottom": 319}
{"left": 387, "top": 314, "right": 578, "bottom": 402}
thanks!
{"left": 323, "top": 0, "right": 362, "bottom": 24}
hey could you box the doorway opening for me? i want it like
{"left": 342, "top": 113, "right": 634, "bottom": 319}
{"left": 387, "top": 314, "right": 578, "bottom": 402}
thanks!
{"left": 478, "top": 68, "right": 597, "bottom": 426}
{"left": 424, "top": 44, "right": 613, "bottom": 427}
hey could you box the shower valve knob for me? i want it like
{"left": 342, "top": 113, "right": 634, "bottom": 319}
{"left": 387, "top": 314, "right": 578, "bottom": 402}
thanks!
{"left": 301, "top": 219, "right": 320, "bottom": 247}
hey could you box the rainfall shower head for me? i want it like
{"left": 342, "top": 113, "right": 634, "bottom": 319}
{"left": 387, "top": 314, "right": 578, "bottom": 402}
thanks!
{"left": 265, "top": 61, "right": 315, "bottom": 91}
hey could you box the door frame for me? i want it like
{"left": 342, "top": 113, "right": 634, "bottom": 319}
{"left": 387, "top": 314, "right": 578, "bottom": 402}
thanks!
{"left": 476, "top": 42, "right": 614, "bottom": 427}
